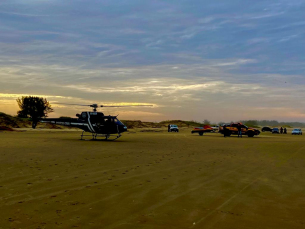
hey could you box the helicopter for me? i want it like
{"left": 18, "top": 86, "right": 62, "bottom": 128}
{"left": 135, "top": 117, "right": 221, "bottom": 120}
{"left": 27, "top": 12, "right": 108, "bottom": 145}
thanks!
{"left": 33, "top": 103, "right": 152, "bottom": 140}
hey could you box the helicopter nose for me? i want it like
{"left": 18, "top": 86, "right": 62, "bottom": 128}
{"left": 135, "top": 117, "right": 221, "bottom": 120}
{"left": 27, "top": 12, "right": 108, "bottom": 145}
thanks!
{"left": 119, "top": 125, "right": 127, "bottom": 133}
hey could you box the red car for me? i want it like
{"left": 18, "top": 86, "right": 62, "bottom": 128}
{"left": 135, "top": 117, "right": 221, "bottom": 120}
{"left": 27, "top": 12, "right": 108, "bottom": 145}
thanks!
{"left": 191, "top": 125, "right": 214, "bottom": 136}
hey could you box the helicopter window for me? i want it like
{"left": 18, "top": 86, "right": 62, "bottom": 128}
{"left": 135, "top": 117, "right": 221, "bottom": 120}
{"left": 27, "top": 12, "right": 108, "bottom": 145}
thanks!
{"left": 104, "top": 118, "right": 112, "bottom": 123}
{"left": 115, "top": 119, "right": 124, "bottom": 125}
{"left": 81, "top": 112, "right": 87, "bottom": 119}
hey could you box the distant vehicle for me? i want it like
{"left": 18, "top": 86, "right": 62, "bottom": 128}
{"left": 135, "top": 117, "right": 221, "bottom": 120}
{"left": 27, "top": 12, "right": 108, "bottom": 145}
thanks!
{"left": 211, "top": 125, "right": 219, "bottom": 132}
{"left": 168, "top": 124, "right": 179, "bottom": 132}
{"left": 191, "top": 125, "right": 214, "bottom": 136}
{"left": 261, "top": 126, "right": 272, "bottom": 132}
{"left": 272, "top": 128, "right": 279, "bottom": 134}
{"left": 219, "top": 123, "right": 260, "bottom": 137}
{"left": 292, "top": 128, "right": 302, "bottom": 135}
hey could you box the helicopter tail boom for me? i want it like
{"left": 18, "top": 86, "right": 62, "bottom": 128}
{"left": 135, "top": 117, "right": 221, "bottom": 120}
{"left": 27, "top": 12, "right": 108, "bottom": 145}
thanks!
{"left": 39, "top": 118, "right": 81, "bottom": 128}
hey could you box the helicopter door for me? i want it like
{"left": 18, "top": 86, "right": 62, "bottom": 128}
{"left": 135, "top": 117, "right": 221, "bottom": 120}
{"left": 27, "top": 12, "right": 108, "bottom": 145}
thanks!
{"left": 104, "top": 117, "right": 117, "bottom": 133}
{"left": 93, "top": 117, "right": 105, "bottom": 132}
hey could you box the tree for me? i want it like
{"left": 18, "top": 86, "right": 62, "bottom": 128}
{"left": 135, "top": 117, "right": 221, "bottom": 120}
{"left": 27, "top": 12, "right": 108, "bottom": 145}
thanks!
{"left": 203, "top": 119, "right": 211, "bottom": 125}
{"left": 218, "top": 121, "right": 225, "bottom": 126}
{"left": 16, "top": 96, "right": 53, "bottom": 127}
{"left": 240, "top": 120, "right": 259, "bottom": 128}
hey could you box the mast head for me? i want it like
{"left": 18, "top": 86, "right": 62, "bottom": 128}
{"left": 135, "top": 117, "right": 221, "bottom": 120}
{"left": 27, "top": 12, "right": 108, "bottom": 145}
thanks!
{"left": 90, "top": 104, "right": 98, "bottom": 112}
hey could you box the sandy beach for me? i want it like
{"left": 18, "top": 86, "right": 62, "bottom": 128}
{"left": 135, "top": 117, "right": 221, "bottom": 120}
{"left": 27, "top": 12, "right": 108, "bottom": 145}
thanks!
{"left": 1, "top": 129, "right": 305, "bottom": 228}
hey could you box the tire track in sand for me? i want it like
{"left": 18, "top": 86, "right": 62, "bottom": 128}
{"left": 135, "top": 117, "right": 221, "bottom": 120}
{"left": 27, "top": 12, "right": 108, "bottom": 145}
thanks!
{"left": 1, "top": 148, "right": 190, "bottom": 203}
{"left": 190, "top": 145, "right": 305, "bottom": 228}
{"left": 3, "top": 160, "right": 205, "bottom": 206}
{"left": 102, "top": 159, "right": 265, "bottom": 229}
{"left": 23, "top": 157, "right": 261, "bottom": 229}
{"left": 190, "top": 178, "right": 260, "bottom": 228}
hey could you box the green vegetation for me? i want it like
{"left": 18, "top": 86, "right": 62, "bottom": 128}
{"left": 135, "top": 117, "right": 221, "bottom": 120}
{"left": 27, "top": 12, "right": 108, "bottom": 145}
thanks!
{"left": 0, "top": 112, "right": 68, "bottom": 129}
{"left": 241, "top": 120, "right": 305, "bottom": 128}
{"left": 202, "top": 119, "right": 211, "bottom": 125}
{"left": 282, "top": 124, "right": 293, "bottom": 128}
{"left": 121, "top": 120, "right": 203, "bottom": 129}
{"left": 241, "top": 120, "right": 260, "bottom": 128}
{"left": 159, "top": 120, "right": 203, "bottom": 127}
{"left": 59, "top": 116, "right": 73, "bottom": 119}
{"left": 16, "top": 96, "right": 53, "bottom": 120}
{"left": 0, "top": 112, "right": 31, "bottom": 128}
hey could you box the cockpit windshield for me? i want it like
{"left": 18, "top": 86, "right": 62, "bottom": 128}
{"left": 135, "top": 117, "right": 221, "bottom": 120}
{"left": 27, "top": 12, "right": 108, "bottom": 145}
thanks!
{"left": 114, "top": 118, "right": 124, "bottom": 125}
{"left": 88, "top": 114, "right": 124, "bottom": 126}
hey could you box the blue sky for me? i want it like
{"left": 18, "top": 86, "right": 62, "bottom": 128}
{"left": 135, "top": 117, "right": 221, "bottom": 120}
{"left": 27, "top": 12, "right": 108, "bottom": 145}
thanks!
{"left": 0, "top": 0, "right": 304, "bottom": 122}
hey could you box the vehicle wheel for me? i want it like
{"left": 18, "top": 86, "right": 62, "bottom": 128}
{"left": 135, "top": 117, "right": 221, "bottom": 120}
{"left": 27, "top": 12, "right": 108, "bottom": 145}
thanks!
{"left": 199, "top": 132, "right": 203, "bottom": 136}
{"left": 177, "top": 130, "right": 179, "bottom": 132}
{"left": 248, "top": 134, "right": 254, "bottom": 137}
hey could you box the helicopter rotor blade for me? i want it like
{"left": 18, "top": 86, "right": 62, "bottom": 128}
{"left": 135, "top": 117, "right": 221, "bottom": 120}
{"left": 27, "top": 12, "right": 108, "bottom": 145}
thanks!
{"left": 101, "top": 105, "right": 153, "bottom": 107}
{"left": 54, "top": 103, "right": 92, "bottom": 107}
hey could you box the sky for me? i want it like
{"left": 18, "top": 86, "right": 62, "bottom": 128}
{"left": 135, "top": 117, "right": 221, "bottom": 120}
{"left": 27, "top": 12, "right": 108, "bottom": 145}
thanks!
{"left": 0, "top": 0, "right": 304, "bottom": 122}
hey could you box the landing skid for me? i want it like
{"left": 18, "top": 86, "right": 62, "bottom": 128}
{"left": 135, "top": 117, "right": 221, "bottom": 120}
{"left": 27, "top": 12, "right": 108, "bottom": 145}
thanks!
{"left": 80, "top": 131, "right": 121, "bottom": 141}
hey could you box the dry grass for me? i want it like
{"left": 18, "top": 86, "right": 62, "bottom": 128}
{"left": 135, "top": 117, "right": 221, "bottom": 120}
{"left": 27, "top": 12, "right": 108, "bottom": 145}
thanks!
{"left": 0, "top": 129, "right": 305, "bottom": 228}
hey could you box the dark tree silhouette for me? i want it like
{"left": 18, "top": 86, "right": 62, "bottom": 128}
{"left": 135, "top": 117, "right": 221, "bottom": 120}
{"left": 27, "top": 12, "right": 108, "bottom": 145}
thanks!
{"left": 16, "top": 96, "right": 54, "bottom": 128}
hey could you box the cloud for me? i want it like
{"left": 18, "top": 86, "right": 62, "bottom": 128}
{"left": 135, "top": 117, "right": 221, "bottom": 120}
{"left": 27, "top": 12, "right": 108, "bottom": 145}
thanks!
{"left": 0, "top": 10, "right": 52, "bottom": 17}
{"left": 0, "top": 0, "right": 304, "bottom": 121}
{"left": 211, "top": 59, "right": 257, "bottom": 67}
{"left": 1, "top": 60, "right": 304, "bottom": 121}
{"left": 198, "top": 17, "right": 215, "bottom": 24}
{"left": 278, "top": 34, "right": 299, "bottom": 42}
{"left": 249, "top": 12, "right": 285, "bottom": 20}
{"left": 247, "top": 38, "right": 271, "bottom": 45}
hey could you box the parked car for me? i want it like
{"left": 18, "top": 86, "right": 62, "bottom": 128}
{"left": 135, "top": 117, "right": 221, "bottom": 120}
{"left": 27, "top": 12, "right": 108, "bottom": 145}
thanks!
{"left": 168, "top": 124, "right": 179, "bottom": 132}
{"left": 219, "top": 123, "right": 260, "bottom": 137}
{"left": 292, "top": 128, "right": 302, "bottom": 135}
{"left": 191, "top": 125, "right": 214, "bottom": 136}
{"left": 272, "top": 128, "right": 279, "bottom": 134}
{"left": 261, "top": 126, "right": 272, "bottom": 132}
{"left": 211, "top": 125, "right": 219, "bottom": 132}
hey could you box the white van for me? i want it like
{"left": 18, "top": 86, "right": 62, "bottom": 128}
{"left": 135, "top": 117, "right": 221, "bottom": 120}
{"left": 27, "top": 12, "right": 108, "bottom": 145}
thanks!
{"left": 168, "top": 124, "right": 179, "bottom": 132}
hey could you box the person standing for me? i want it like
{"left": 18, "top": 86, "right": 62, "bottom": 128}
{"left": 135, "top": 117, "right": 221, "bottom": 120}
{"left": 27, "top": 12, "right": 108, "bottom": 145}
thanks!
{"left": 284, "top": 127, "right": 287, "bottom": 134}
{"left": 237, "top": 123, "right": 242, "bottom": 138}
{"left": 223, "top": 125, "right": 227, "bottom": 137}
{"left": 168, "top": 124, "right": 171, "bottom": 132}
{"left": 280, "top": 127, "right": 283, "bottom": 134}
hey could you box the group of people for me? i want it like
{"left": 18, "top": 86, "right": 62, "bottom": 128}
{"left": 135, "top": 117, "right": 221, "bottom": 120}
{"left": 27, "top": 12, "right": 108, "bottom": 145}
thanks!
{"left": 280, "top": 127, "right": 287, "bottom": 134}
